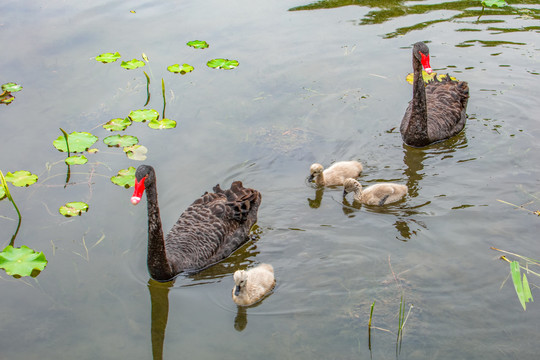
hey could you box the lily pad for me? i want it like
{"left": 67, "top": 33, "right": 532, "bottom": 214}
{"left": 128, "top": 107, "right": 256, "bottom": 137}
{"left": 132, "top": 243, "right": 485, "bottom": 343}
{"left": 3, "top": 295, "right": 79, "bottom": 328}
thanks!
{"left": 4, "top": 171, "right": 38, "bottom": 187}
{"left": 53, "top": 131, "right": 98, "bottom": 153}
{"left": 483, "top": 0, "right": 507, "bottom": 7}
{"left": 2, "top": 83, "right": 23, "bottom": 92}
{"left": 103, "top": 117, "right": 132, "bottom": 131}
{"left": 124, "top": 145, "right": 148, "bottom": 161}
{"left": 148, "top": 119, "right": 177, "bottom": 130}
{"left": 405, "top": 71, "right": 457, "bottom": 85}
{"left": 0, "top": 91, "right": 15, "bottom": 105}
{"left": 104, "top": 135, "right": 139, "bottom": 147}
{"left": 0, "top": 245, "right": 48, "bottom": 278}
{"left": 111, "top": 167, "right": 136, "bottom": 188}
{"left": 207, "top": 58, "right": 239, "bottom": 70}
{"left": 59, "top": 201, "right": 89, "bottom": 217}
{"left": 95, "top": 52, "right": 121, "bottom": 63}
{"left": 167, "top": 63, "right": 194, "bottom": 75}
{"left": 187, "top": 40, "right": 209, "bottom": 49}
{"left": 121, "top": 59, "right": 146, "bottom": 70}
{"left": 128, "top": 109, "right": 159, "bottom": 123}
{"left": 65, "top": 155, "right": 88, "bottom": 165}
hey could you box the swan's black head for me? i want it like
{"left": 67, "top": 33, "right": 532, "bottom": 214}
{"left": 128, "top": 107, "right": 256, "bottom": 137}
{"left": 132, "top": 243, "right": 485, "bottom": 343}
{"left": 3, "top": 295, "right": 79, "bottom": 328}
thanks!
{"left": 131, "top": 165, "right": 155, "bottom": 205}
{"left": 413, "top": 42, "right": 432, "bottom": 74}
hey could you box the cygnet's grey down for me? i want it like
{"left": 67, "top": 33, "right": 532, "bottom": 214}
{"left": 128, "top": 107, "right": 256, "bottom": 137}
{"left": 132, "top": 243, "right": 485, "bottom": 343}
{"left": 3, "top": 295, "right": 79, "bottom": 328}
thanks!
{"left": 343, "top": 178, "right": 407, "bottom": 206}
{"left": 232, "top": 263, "right": 275, "bottom": 306}
{"left": 309, "top": 161, "right": 363, "bottom": 186}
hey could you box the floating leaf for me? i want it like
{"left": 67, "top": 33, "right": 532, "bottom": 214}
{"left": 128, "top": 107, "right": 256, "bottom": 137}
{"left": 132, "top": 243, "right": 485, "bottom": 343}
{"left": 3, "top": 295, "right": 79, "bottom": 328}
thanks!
{"left": 88, "top": 148, "right": 99, "bottom": 154}
{"left": 187, "top": 40, "right": 209, "bottom": 49}
{"left": 4, "top": 171, "right": 38, "bottom": 187}
{"left": 103, "top": 135, "right": 139, "bottom": 147}
{"left": 111, "top": 167, "right": 136, "bottom": 188}
{"left": 59, "top": 201, "right": 89, "bottom": 217}
{"left": 482, "top": 0, "right": 507, "bottom": 7}
{"left": 53, "top": 131, "right": 98, "bottom": 153}
{"left": 0, "top": 245, "right": 47, "bottom": 277}
{"left": 207, "top": 58, "right": 239, "bottom": 70}
{"left": 510, "top": 261, "right": 533, "bottom": 310}
{"left": 148, "top": 119, "right": 177, "bottom": 130}
{"left": 65, "top": 155, "right": 88, "bottom": 165}
{"left": 142, "top": 53, "right": 149, "bottom": 62}
{"left": 0, "top": 91, "right": 15, "bottom": 105}
{"left": 121, "top": 59, "right": 146, "bottom": 70}
{"left": 0, "top": 184, "right": 5, "bottom": 200}
{"left": 128, "top": 109, "right": 159, "bottom": 122}
{"left": 2, "top": 83, "right": 23, "bottom": 92}
{"left": 95, "top": 52, "right": 121, "bottom": 63}
{"left": 124, "top": 145, "right": 148, "bottom": 161}
{"left": 103, "top": 117, "right": 132, "bottom": 131}
{"left": 405, "top": 71, "right": 457, "bottom": 85}
{"left": 167, "top": 63, "right": 194, "bottom": 75}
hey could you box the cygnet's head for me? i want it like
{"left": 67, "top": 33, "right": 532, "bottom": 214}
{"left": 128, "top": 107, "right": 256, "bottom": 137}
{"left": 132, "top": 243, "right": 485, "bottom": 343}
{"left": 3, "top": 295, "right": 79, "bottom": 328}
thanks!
{"left": 343, "top": 178, "right": 362, "bottom": 196}
{"left": 309, "top": 163, "right": 324, "bottom": 182}
{"left": 233, "top": 270, "right": 248, "bottom": 296}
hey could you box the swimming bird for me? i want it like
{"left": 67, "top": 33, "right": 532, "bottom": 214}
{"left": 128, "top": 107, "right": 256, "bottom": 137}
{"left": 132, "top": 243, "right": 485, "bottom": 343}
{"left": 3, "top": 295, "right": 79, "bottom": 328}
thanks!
{"left": 343, "top": 178, "right": 407, "bottom": 206}
{"left": 130, "top": 165, "right": 261, "bottom": 281}
{"left": 232, "top": 263, "right": 275, "bottom": 306}
{"left": 309, "top": 161, "right": 363, "bottom": 186}
{"left": 400, "top": 41, "right": 469, "bottom": 147}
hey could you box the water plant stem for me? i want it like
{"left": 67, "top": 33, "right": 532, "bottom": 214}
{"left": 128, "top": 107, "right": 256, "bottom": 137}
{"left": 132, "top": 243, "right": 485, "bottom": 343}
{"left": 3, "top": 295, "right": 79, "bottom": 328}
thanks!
{"left": 144, "top": 71, "right": 151, "bottom": 107}
{"left": 368, "top": 300, "right": 375, "bottom": 351}
{"left": 59, "top": 128, "right": 71, "bottom": 185}
{"left": 161, "top": 78, "right": 166, "bottom": 119}
{"left": 0, "top": 170, "right": 22, "bottom": 246}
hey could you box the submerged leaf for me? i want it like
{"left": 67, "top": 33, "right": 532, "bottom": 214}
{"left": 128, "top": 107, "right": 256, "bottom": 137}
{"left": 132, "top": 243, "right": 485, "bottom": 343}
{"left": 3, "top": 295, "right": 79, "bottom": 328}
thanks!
{"left": 148, "top": 119, "right": 177, "bottom": 130}
{"left": 167, "top": 63, "right": 194, "bottom": 75}
{"left": 128, "top": 109, "right": 159, "bottom": 122}
{"left": 95, "top": 52, "right": 121, "bottom": 63}
{"left": 0, "top": 245, "right": 48, "bottom": 277}
{"left": 4, "top": 171, "right": 38, "bottom": 187}
{"left": 121, "top": 59, "right": 146, "bottom": 70}
{"left": 65, "top": 155, "right": 88, "bottom": 165}
{"left": 187, "top": 40, "right": 209, "bottom": 49}
{"left": 59, "top": 201, "right": 89, "bottom": 217}
{"left": 111, "top": 167, "right": 136, "bottom": 188}
{"left": 103, "top": 117, "right": 132, "bottom": 131}
{"left": 104, "top": 135, "right": 139, "bottom": 147}
{"left": 53, "top": 131, "right": 98, "bottom": 153}
{"left": 2, "top": 83, "right": 23, "bottom": 92}
{"left": 207, "top": 58, "right": 239, "bottom": 70}
{"left": 124, "top": 145, "right": 148, "bottom": 161}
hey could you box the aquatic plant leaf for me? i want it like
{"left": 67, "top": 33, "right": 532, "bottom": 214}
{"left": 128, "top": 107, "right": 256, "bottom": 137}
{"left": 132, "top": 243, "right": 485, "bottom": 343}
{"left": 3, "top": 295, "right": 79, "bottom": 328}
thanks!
{"left": 111, "top": 167, "right": 136, "bottom": 188}
{"left": 2, "top": 83, "right": 22, "bottom": 92}
{"left": 0, "top": 184, "right": 5, "bottom": 200}
{"left": 65, "top": 155, "right": 88, "bottom": 165}
{"left": 207, "top": 58, "right": 239, "bottom": 70}
{"left": 482, "top": 0, "right": 507, "bottom": 7}
{"left": 124, "top": 145, "right": 148, "bottom": 161}
{"left": 0, "top": 245, "right": 47, "bottom": 277}
{"left": 0, "top": 91, "right": 15, "bottom": 104}
{"left": 148, "top": 119, "right": 176, "bottom": 130}
{"left": 187, "top": 40, "right": 209, "bottom": 49}
{"left": 121, "top": 59, "right": 146, "bottom": 70}
{"left": 128, "top": 109, "right": 159, "bottom": 122}
{"left": 103, "top": 135, "right": 139, "bottom": 147}
{"left": 405, "top": 71, "right": 457, "bottom": 85}
{"left": 510, "top": 261, "right": 530, "bottom": 310}
{"left": 4, "top": 171, "right": 38, "bottom": 187}
{"left": 95, "top": 52, "right": 121, "bottom": 63}
{"left": 103, "top": 117, "right": 132, "bottom": 131}
{"left": 142, "top": 53, "right": 149, "bottom": 62}
{"left": 59, "top": 201, "right": 89, "bottom": 217}
{"left": 53, "top": 131, "right": 98, "bottom": 153}
{"left": 167, "top": 63, "right": 194, "bottom": 75}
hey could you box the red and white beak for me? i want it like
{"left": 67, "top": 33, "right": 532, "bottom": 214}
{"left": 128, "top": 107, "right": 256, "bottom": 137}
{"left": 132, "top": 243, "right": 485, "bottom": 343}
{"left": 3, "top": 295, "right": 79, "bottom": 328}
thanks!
{"left": 420, "top": 51, "right": 432, "bottom": 74}
{"left": 131, "top": 176, "right": 147, "bottom": 205}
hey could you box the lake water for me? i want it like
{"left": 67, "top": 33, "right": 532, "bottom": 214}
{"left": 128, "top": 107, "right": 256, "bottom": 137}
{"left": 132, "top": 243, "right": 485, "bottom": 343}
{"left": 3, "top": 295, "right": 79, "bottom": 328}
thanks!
{"left": 1, "top": 0, "right": 540, "bottom": 359}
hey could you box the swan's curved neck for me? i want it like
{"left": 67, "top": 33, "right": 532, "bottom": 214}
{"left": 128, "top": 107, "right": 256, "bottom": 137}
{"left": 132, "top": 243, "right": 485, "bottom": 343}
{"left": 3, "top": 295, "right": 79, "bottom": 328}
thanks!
{"left": 407, "top": 55, "right": 429, "bottom": 145}
{"left": 144, "top": 180, "right": 173, "bottom": 281}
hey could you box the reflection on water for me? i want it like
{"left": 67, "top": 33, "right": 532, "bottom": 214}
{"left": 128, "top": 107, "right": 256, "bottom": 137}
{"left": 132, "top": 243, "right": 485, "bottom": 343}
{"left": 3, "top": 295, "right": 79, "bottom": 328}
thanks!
{"left": 148, "top": 279, "right": 174, "bottom": 360}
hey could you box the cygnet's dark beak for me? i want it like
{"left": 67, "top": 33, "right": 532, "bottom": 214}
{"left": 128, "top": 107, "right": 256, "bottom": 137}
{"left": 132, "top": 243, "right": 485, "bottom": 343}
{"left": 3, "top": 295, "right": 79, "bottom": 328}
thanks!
{"left": 308, "top": 174, "right": 314, "bottom": 182}
{"left": 234, "top": 285, "right": 241, "bottom": 296}
{"left": 343, "top": 189, "right": 348, "bottom": 197}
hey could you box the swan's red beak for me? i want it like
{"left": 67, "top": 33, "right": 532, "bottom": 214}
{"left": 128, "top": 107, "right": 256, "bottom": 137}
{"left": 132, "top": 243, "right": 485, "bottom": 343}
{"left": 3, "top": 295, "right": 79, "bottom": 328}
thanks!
{"left": 419, "top": 51, "right": 432, "bottom": 74}
{"left": 131, "top": 176, "right": 147, "bottom": 205}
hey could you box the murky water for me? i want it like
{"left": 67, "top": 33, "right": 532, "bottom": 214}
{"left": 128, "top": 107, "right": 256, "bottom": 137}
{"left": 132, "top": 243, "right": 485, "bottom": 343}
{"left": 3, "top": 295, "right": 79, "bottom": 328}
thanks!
{"left": 1, "top": 0, "right": 540, "bottom": 359}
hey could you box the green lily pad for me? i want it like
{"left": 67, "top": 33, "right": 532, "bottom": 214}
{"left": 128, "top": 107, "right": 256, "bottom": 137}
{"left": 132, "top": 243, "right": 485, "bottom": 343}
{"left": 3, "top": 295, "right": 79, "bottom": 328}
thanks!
{"left": 4, "top": 171, "right": 38, "bottom": 187}
{"left": 95, "top": 52, "right": 121, "bottom": 63}
{"left": 2, "top": 83, "right": 23, "bottom": 92}
{"left": 148, "top": 119, "right": 177, "bottom": 130}
{"left": 0, "top": 91, "right": 15, "bottom": 105}
{"left": 65, "top": 155, "right": 88, "bottom": 165}
{"left": 104, "top": 135, "right": 139, "bottom": 147}
{"left": 0, "top": 245, "right": 48, "bottom": 277}
{"left": 187, "top": 40, "right": 209, "bottom": 49}
{"left": 124, "top": 145, "right": 148, "bottom": 161}
{"left": 128, "top": 109, "right": 159, "bottom": 123}
{"left": 103, "top": 117, "right": 132, "bottom": 131}
{"left": 167, "top": 63, "right": 194, "bottom": 75}
{"left": 59, "top": 201, "right": 89, "bottom": 217}
{"left": 121, "top": 59, "right": 146, "bottom": 70}
{"left": 111, "top": 167, "right": 136, "bottom": 188}
{"left": 53, "top": 131, "right": 98, "bottom": 153}
{"left": 482, "top": 0, "right": 507, "bottom": 7}
{"left": 207, "top": 58, "right": 239, "bottom": 70}
{"left": 405, "top": 71, "right": 457, "bottom": 85}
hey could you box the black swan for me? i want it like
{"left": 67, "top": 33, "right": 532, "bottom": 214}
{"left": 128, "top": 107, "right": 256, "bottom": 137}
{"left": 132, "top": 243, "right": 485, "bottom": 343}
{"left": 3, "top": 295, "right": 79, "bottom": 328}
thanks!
{"left": 400, "top": 42, "right": 469, "bottom": 147}
{"left": 130, "top": 165, "right": 262, "bottom": 281}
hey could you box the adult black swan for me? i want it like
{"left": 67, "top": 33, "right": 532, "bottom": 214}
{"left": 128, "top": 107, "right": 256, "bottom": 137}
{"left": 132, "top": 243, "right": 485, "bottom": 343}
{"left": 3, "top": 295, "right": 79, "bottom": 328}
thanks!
{"left": 130, "top": 165, "right": 262, "bottom": 281}
{"left": 400, "top": 42, "right": 469, "bottom": 147}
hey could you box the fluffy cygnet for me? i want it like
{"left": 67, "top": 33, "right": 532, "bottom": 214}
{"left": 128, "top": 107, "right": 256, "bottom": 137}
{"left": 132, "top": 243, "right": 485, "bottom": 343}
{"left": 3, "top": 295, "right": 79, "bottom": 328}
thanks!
{"left": 343, "top": 178, "right": 407, "bottom": 206}
{"left": 309, "top": 161, "right": 363, "bottom": 186}
{"left": 232, "top": 264, "right": 276, "bottom": 306}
